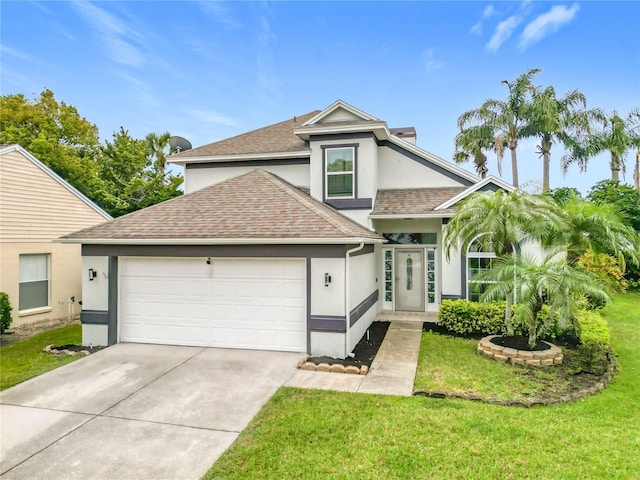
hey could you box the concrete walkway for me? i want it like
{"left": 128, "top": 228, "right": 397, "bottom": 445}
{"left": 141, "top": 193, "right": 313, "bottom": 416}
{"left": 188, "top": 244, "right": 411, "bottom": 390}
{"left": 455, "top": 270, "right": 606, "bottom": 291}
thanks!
{"left": 286, "top": 321, "right": 423, "bottom": 396}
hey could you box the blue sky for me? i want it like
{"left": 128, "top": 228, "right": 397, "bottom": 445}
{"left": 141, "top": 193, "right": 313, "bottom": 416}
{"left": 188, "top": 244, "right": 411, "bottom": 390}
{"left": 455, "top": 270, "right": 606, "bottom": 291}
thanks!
{"left": 2, "top": 1, "right": 639, "bottom": 193}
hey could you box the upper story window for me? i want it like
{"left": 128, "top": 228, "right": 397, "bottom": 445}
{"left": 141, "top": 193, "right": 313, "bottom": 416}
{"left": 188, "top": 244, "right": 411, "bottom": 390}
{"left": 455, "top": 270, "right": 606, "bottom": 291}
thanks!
{"left": 325, "top": 147, "right": 355, "bottom": 198}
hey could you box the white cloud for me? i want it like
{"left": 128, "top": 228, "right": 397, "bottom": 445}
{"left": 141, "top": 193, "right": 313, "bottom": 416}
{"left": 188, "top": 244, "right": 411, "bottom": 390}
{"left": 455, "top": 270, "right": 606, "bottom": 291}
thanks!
{"left": 519, "top": 3, "right": 580, "bottom": 49}
{"left": 470, "top": 4, "right": 495, "bottom": 35}
{"left": 186, "top": 109, "right": 240, "bottom": 128}
{"left": 198, "top": 1, "right": 240, "bottom": 28}
{"left": 486, "top": 15, "right": 522, "bottom": 51}
{"left": 422, "top": 48, "right": 443, "bottom": 72}
{"left": 70, "top": 1, "right": 144, "bottom": 67}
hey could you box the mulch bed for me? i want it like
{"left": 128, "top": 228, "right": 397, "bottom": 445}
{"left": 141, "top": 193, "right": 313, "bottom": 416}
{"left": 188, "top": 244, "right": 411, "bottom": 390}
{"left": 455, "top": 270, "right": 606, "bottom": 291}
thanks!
{"left": 308, "top": 321, "right": 389, "bottom": 368}
{"left": 490, "top": 335, "right": 550, "bottom": 351}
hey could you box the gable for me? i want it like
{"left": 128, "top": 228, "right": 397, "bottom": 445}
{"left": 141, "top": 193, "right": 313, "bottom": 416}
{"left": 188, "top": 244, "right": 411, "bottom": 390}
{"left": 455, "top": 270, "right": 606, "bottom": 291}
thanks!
{"left": 0, "top": 146, "right": 111, "bottom": 242}
{"left": 319, "top": 107, "right": 365, "bottom": 124}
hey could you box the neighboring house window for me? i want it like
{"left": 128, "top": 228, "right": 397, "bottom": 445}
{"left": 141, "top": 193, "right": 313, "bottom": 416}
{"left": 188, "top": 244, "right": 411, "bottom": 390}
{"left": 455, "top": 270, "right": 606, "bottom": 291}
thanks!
{"left": 19, "top": 254, "right": 50, "bottom": 311}
{"left": 325, "top": 147, "right": 355, "bottom": 198}
{"left": 467, "top": 238, "right": 495, "bottom": 302}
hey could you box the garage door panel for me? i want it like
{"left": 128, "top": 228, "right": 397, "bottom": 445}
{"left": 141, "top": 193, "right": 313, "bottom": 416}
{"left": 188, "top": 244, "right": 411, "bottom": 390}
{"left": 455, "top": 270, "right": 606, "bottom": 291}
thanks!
{"left": 120, "top": 258, "right": 306, "bottom": 352}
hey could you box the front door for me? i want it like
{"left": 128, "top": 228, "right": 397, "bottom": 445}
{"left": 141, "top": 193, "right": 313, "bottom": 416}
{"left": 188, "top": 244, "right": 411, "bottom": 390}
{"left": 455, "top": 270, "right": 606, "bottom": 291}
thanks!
{"left": 395, "top": 249, "right": 424, "bottom": 311}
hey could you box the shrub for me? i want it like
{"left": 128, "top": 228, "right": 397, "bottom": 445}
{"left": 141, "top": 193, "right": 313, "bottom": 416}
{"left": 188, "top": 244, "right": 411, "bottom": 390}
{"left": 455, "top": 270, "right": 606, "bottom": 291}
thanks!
{"left": 575, "top": 310, "right": 610, "bottom": 375}
{"left": 577, "top": 310, "right": 610, "bottom": 345}
{"left": 0, "top": 292, "right": 12, "bottom": 334}
{"left": 577, "top": 250, "right": 627, "bottom": 309}
{"left": 437, "top": 300, "right": 506, "bottom": 336}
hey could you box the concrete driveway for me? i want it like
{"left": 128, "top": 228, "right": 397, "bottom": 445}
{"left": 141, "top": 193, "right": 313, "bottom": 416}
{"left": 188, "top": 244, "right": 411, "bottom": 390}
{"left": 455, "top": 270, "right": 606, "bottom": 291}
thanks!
{"left": 0, "top": 343, "right": 300, "bottom": 479}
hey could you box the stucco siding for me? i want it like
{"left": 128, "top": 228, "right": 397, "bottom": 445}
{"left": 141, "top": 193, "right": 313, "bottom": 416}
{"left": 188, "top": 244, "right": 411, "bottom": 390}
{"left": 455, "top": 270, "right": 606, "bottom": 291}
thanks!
{"left": 0, "top": 149, "right": 109, "bottom": 242}
{"left": 184, "top": 163, "right": 310, "bottom": 194}
{"left": 310, "top": 258, "right": 346, "bottom": 317}
{"left": 378, "top": 146, "right": 467, "bottom": 189}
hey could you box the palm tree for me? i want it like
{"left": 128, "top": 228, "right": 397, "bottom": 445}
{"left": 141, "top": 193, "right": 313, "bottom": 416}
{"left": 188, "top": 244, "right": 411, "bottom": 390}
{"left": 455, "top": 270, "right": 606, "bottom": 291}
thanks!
{"left": 556, "top": 196, "right": 640, "bottom": 268}
{"left": 443, "top": 189, "right": 565, "bottom": 334}
{"left": 562, "top": 111, "right": 633, "bottom": 182}
{"left": 481, "top": 250, "right": 609, "bottom": 349}
{"left": 525, "top": 85, "right": 601, "bottom": 192}
{"left": 627, "top": 108, "right": 640, "bottom": 189}
{"left": 145, "top": 131, "right": 171, "bottom": 176}
{"left": 453, "top": 124, "right": 494, "bottom": 178}
{"left": 457, "top": 68, "right": 540, "bottom": 187}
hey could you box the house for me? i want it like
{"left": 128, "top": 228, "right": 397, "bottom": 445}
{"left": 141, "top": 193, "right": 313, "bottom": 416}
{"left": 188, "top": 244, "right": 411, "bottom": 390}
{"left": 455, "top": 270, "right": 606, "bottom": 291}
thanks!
{"left": 60, "top": 100, "right": 511, "bottom": 358}
{"left": 0, "top": 145, "right": 112, "bottom": 329}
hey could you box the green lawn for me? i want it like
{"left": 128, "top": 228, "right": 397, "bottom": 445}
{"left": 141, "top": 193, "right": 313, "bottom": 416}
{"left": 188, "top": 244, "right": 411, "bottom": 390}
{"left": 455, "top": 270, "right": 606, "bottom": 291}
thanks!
{"left": 203, "top": 292, "right": 640, "bottom": 479}
{"left": 0, "top": 324, "right": 82, "bottom": 390}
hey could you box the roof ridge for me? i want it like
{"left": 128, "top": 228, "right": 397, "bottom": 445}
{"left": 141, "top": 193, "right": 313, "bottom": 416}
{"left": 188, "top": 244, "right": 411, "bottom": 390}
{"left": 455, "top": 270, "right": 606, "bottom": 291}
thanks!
{"left": 255, "top": 170, "right": 368, "bottom": 238}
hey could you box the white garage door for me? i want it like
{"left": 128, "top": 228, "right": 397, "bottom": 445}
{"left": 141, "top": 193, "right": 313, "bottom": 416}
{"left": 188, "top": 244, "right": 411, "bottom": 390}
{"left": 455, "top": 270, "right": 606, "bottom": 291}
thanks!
{"left": 119, "top": 257, "right": 306, "bottom": 352}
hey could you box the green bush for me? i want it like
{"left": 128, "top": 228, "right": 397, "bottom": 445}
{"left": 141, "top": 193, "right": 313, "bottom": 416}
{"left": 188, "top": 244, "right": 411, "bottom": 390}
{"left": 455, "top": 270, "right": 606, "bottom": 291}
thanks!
{"left": 512, "top": 304, "right": 568, "bottom": 341}
{"left": 575, "top": 310, "right": 610, "bottom": 375}
{"left": 577, "top": 310, "right": 610, "bottom": 345}
{"left": 0, "top": 292, "right": 12, "bottom": 334}
{"left": 437, "top": 300, "right": 506, "bottom": 336}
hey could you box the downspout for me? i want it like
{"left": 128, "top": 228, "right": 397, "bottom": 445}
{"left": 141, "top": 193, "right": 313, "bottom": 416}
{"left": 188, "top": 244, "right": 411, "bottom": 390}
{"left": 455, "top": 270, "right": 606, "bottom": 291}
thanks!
{"left": 345, "top": 242, "right": 365, "bottom": 358}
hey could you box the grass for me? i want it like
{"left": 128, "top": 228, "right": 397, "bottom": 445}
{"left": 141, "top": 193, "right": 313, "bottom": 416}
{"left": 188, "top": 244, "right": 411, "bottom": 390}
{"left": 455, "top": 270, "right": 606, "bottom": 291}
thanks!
{"left": 414, "top": 331, "right": 570, "bottom": 399}
{"left": 0, "top": 324, "right": 82, "bottom": 390}
{"left": 203, "top": 292, "right": 640, "bottom": 479}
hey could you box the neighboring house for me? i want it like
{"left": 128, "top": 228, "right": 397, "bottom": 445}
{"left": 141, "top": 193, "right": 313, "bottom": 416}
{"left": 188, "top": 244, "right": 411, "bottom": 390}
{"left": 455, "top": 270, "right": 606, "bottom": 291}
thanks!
{"left": 61, "top": 100, "right": 512, "bottom": 358}
{"left": 0, "top": 145, "right": 112, "bottom": 328}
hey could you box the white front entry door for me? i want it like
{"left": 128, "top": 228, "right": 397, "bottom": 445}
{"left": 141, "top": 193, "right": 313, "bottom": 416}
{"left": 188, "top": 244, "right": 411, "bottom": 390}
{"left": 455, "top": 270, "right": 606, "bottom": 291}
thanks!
{"left": 119, "top": 257, "right": 306, "bottom": 352}
{"left": 395, "top": 249, "right": 424, "bottom": 311}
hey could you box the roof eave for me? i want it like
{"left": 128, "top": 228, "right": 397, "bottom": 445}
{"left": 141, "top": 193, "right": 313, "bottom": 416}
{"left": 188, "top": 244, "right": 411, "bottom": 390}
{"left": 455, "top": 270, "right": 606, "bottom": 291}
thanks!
{"left": 167, "top": 150, "right": 310, "bottom": 166}
{"left": 294, "top": 122, "right": 390, "bottom": 141}
{"left": 369, "top": 213, "right": 454, "bottom": 220}
{"left": 433, "top": 175, "right": 515, "bottom": 210}
{"left": 56, "top": 237, "right": 385, "bottom": 245}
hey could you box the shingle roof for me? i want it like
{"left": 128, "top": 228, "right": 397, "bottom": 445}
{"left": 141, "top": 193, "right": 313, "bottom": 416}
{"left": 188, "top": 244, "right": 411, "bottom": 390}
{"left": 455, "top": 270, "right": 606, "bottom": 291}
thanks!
{"left": 170, "top": 111, "right": 320, "bottom": 158}
{"left": 63, "top": 169, "right": 383, "bottom": 243}
{"left": 371, "top": 187, "right": 467, "bottom": 216}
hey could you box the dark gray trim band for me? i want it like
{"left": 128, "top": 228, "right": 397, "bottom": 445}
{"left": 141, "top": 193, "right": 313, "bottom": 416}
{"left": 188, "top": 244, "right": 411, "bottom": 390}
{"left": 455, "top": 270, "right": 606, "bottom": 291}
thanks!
{"left": 309, "top": 315, "right": 347, "bottom": 333}
{"left": 186, "top": 157, "right": 310, "bottom": 169}
{"left": 379, "top": 140, "right": 474, "bottom": 186}
{"left": 350, "top": 290, "right": 379, "bottom": 327}
{"left": 324, "top": 198, "right": 373, "bottom": 210}
{"left": 81, "top": 310, "right": 109, "bottom": 325}
{"left": 82, "top": 244, "right": 349, "bottom": 258}
{"left": 479, "top": 183, "right": 501, "bottom": 192}
{"left": 108, "top": 256, "right": 118, "bottom": 346}
{"left": 310, "top": 132, "right": 375, "bottom": 142}
{"left": 349, "top": 244, "right": 375, "bottom": 256}
{"left": 441, "top": 294, "right": 463, "bottom": 300}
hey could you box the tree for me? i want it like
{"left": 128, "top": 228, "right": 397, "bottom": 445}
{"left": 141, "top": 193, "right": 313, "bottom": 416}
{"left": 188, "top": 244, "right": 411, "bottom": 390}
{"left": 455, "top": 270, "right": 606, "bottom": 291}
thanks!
{"left": 481, "top": 250, "right": 608, "bottom": 349}
{"left": 547, "top": 186, "right": 582, "bottom": 205}
{"left": 562, "top": 111, "right": 635, "bottom": 182}
{"left": 587, "top": 180, "right": 640, "bottom": 232}
{"left": 555, "top": 195, "right": 640, "bottom": 268}
{"left": 99, "top": 128, "right": 183, "bottom": 217}
{"left": 525, "top": 85, "right": 601, "bottom": 192}
{"left": 145, "top": 131, "right": 171, "bottom": 177}
{"left": 443, "top": 189, "right": 565, "bottom": 334}
{"left": 453, "top": 124, "right": 494, "bottom": 178}
{"left": 457, "top": 68, "right": 541, "bottom": 187}
{"left": 627, "top": 109, "right": 640, "bottom": 189}
{"left": 0, "top": 89, "right": 104, "bottom": 199}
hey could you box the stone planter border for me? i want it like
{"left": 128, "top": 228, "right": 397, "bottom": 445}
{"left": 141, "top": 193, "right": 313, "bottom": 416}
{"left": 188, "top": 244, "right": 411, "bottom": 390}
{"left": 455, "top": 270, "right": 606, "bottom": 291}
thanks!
{"left": 296, "top": 355, "right": 369, "bottom": 375}
{"left": 413, "top": 348, "right": 616, "bottom": 407}
{"left": 477, "top": 335, "right": 563, "bottom": 366}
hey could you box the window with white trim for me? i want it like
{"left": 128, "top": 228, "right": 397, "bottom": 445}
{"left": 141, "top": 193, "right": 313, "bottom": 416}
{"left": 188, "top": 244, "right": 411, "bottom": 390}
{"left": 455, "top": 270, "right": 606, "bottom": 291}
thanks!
{"left": 467, "top": 239, "right": 495, "bottom": 302}
{"left": 19, "top": 254, "right": 50, "bottom": 311}
{"left": 325, "top": 147, "right": 354, "bottom": 198}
